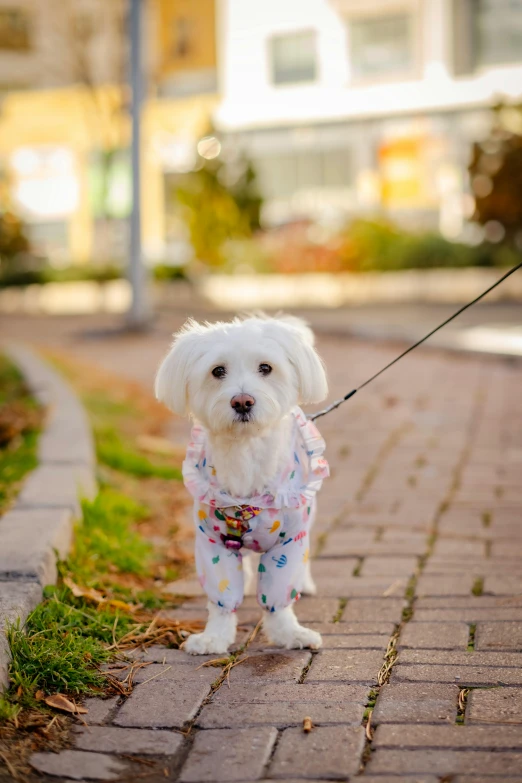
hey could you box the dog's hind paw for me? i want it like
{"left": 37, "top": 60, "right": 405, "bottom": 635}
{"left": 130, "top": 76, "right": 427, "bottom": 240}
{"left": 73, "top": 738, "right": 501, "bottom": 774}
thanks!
{"left": 182, "top": 632, "right": 231, "bottom": 655}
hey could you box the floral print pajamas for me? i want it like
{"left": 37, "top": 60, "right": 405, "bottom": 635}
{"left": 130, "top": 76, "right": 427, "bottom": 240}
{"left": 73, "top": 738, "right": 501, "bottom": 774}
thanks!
{"left": 183, "top": 407, "right": 328, "bottom": 613}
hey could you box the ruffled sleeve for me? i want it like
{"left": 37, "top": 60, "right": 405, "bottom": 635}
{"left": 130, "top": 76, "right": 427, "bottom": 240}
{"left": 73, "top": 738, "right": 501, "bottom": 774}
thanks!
{"left": 293, "top": 407, "right": 330, "bottom": 499}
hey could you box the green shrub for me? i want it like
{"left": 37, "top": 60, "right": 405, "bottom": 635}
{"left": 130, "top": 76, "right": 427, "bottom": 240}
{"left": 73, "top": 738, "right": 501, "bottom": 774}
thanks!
{"left": 338, "top": 218, "right": 517, "bottom": 273}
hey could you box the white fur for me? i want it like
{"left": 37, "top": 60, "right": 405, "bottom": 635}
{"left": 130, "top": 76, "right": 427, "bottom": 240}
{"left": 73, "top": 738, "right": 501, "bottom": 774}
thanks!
{"left": 156, "top": 315, "right": 328, "bottom": 654}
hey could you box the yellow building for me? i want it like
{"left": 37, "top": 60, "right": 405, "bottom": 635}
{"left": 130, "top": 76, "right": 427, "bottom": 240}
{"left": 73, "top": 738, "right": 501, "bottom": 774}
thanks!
{"left": 0, "top": 0, "right": 218, "bottom": 264}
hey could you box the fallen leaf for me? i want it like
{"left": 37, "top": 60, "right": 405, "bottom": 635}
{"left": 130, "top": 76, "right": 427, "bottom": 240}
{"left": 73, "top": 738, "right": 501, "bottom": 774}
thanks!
{"left": 105, "top": 598, "right": 135, "bottom": 612}
{"left": 63, "top": 577, "right": 134, "bottom": 612}
{"left": 44, "top": 694, "right": 88, "bottom": 714}
{"left": 63, "top": 577, "right": 105, "bottom": 604}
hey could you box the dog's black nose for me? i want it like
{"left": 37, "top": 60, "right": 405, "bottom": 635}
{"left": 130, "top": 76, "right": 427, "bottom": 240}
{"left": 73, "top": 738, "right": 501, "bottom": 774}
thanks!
{"left": 230, "top": 394, "right": 255, "bottom": 415}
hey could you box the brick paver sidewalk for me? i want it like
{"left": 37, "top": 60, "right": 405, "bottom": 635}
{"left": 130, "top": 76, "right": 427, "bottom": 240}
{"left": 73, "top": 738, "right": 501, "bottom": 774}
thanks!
{"left": 10, "top": 318, "right": 522, "bottom": 782}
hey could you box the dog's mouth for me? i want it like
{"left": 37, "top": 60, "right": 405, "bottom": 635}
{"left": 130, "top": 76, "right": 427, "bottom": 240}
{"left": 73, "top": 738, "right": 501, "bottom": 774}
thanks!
{"left": 233, "top": 412, "right": 254, "bottom": 424}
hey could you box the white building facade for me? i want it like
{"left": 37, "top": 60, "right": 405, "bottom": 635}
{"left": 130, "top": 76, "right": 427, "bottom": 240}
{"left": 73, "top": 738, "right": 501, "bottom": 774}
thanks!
{"left": 214, "top": 0, "right": 522, "bottom": 236}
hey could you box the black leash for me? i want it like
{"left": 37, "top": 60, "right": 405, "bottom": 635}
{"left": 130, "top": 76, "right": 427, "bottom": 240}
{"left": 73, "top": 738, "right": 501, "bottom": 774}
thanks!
{"left": 310, "top": 260, "right": 522, "bottom": 422}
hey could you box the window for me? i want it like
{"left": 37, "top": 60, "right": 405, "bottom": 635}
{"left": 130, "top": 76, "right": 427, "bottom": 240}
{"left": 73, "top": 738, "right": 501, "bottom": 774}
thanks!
{"left": 255, "top": 149, "right": 352, "bottom": 199}
{"left": 474, "top": 0, "right": 522, "bottom": 67}
{"left": 0, "top": 8, "right": 30, "bottom": 51}
{"left": 270, "top": 31, "right": 317, "bottom": 85}
{"left": 350, "top": 13, "right": 413, "bottom": 80}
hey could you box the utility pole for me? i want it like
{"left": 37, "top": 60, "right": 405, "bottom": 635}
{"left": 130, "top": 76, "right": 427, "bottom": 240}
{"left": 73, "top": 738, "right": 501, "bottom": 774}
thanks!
{"left": 127, "top": 0, "right": 149, "bottom": 328}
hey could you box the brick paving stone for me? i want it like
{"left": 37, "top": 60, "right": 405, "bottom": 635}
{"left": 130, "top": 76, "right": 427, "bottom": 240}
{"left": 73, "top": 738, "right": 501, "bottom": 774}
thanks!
{"left": 492, "top": 542, "right": 522, "bottom": 558}
{"left": 372, "top": 682, "right": 459, "bottom": 724}
{"left": 179, "top": 727, "right": 277, "bottom": 782}
{"left": 320, "top": 530, "right": 375, "bottom": 557}
{"left": 294, "top": 598, "right": 340, "bottom": 622}
{"left": 366, "top": 749, "right": 522, "bottom": 776}
{"left": 431, "top": 539, "right": 486, "bottom": 559}
{"left": 475, "top": 622, "right": 522, "bottom": 651}
{"left": 484, "top": 575, "right": 522, "bottom": 595}
{"left": 196, "top": 700, "right": 364, "bottom": 728}
{"left": 269, "top": 726, "right": 365, "bottom": 779}
{"left": 127, "top": 662, "right": 218, "bottom": 685}
{"left": 392, "top": 664, "right": 522, "bottom": 686}
{"left": 308, "top": 622, "right": 396, "bottom": 636}
{"left": 314, "top": 577, "right": 406, "bottom": 598}
{"left": 82, "top": 697, "right": 119, "bottom": 725}
{"left": 359, "top": 556, "right": 418, "bottom": 577}
{"left": 414, "top": 608, "right": 522, "bottom": 622}
{"left": 227, "top": 651, "right": 311, "bottom": 683}
{"left": 306, "top": 649, "right": 384, "bottom": 683}
{"left": 424, "top": 559, "right": 506, "bottom": 575}
{"left": 74, "top": 725, "right": 184, "bottom": 755}
{"left": 30, "top": 750, "right": 127, "bottom": 780}
{"left": 361, "top": 778, "right": 439, "bottom": 783}
{"left": 417, "top": 597, "right": 522, "bottom": 609}
{"left": 210, "top": 682, "right": 369, "bottom": 704}
{"left": 370, "top": 531, "right": 428, "bottom": 556}
{"left": 399, "top": 622, "right": 470, "bottom": 650}
{"left": 452, "top": 778, "right": 522, "bottom": 783}
{"left": 373, "top": 724, "right": 522, "bottom": 749}
{"left": 309, "top": 558, "right": 359, "bottom": 578}
{"left": 321, "top": 633, "right": 390, "bottom": 649}
{"left": 114, "top": 679, "right": 212, "bottom": 728}
{"left": 399, "top": 650, "right": 522, "bottom": 667}
{"left": 415, "top": 575, "right": 476, "bottom": 597}
{"left": 340, "top": 598, "right": 405, "bottom": 623}
{"left": 130, "top": 646, "right": 219, "bottom": 664}
{"left": 467, "top": 687, "right": 522, "bottom": 724}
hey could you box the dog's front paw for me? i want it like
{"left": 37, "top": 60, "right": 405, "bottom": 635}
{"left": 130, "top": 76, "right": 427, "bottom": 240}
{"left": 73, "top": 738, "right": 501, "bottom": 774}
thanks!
{"left": 281, "top": 625, "right": 322, "bottom": 650}
{"left": 182, "top": 632, "right": 231, "bottom": 655}
{"left": 265, "top": 622, "right": 322, "bottom": 650}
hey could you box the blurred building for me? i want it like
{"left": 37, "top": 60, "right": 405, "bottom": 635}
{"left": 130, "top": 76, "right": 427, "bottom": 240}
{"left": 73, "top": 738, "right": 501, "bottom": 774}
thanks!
{"left": 0, "top": 0, "right": 217, "bottom": 263}
{"left": 214, "top": 0, "right": 522, "bottom": 237}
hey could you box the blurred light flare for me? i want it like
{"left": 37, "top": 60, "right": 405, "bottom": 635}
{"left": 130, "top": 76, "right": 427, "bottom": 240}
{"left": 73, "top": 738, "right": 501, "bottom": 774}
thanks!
{"left": 197, "top": 135, "right": 221, "bottom": 159}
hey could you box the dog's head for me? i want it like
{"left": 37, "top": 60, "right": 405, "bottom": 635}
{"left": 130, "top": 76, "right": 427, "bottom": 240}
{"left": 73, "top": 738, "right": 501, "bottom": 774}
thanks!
{"left": 155, "top": 315, "right": 328, "bottom": 435}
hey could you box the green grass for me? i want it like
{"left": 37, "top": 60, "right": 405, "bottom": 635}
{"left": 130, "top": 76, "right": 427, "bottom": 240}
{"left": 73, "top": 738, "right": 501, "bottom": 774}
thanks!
{"left": 95, "top": 427, "right": 182, "bottom": 480}
{"left": 67, "top": 488, "right": 153, "bottom": 583}
{"left": 0, "top": 430, "right": 38, "bottom": 512}
{"left": 467, "top": 623, "right": 477, "bottom": 651}
{"left": 332, "top": 598, "right": 347, "bottom": 623}
{"left": 0, "top": 354, "right": 186, "bottom": 729}
{"left": 1, "top": 486, "right": 159, "bottom": 718}
{"left": 0, "top": 695, "right": 21, "bottom": 723}
{"left": 0, "top": 354, "right": 41, "bottom": 513}
{"left": 7, "top": 595, "right": 110, "bottom": 707}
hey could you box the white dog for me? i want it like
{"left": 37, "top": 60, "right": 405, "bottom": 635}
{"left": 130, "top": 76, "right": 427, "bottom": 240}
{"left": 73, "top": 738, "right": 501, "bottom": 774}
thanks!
{"left": 155, "top": 315, "right": 329, "bottom": 654}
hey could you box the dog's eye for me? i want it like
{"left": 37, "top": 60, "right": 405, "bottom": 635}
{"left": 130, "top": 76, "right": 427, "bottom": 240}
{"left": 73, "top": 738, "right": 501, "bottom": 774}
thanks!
{"left": 212, "top": 366, "right": 227, "bottom": 379}
{"left": 259, "top": 363, "right": 272, "bottom": 376}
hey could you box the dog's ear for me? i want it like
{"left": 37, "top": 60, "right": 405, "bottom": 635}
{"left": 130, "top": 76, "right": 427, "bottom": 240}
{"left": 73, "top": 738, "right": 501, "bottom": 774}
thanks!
{"left": 154, "top": 319, "right": 204, "bottom": 416}
{"left": 266, "top": 319, "right": 328, "bottom": 405}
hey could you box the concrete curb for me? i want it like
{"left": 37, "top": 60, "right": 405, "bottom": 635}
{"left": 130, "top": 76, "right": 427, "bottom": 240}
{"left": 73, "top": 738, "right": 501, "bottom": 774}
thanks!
{"left": 0, "top": 345, "right": 97, "bottom": 690}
